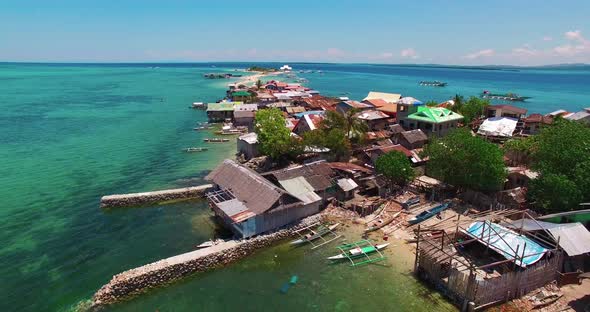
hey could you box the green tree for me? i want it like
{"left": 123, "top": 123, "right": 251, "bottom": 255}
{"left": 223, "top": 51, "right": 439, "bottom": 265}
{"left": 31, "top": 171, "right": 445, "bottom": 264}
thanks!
{"left": 322, "top": 109, "right": 367, "bottom": 142}
{"left": 528, "top": 173, "right": 583, "bottom": 213}
{"left": 254, "top": 108, "right": 292, "bottom": 160}
{"left": 302, "top": 128, "right": 350, "bottom": 161}
{"left": 527, "top": 119, "right": 590, "bottom": 212}
{"left": 457, "top": 96, "right": 489, "bottom": 123}
{"left": 255, "top": 79, "right": 263, "bottom": 89}
{"left": 424, "top": 128, "right": 507, "bottom": 192}
{"left": 375, "top": 151, "right": 415, "bottom": 186}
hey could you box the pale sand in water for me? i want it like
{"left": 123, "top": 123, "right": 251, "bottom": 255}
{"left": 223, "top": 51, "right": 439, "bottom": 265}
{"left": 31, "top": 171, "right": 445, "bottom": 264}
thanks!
{"left": 236, "top": 71, "right": 281, "bottom": 86}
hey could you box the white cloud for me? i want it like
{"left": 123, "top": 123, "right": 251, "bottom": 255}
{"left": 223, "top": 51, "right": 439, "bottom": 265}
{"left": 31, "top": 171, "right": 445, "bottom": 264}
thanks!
{"left": 512, "top": 47, "right": 539, "bottom": 57}
{"left": 553, "top": 30, "right": 590, "bottom": 57}
{"left": 380, "top": 52, "right": 393, "bottom": 58}
{"left": 463, "top": 49, "right": 495, "bottom": 59}
{"left": 400, "top": 48, "right": 418, "bottom": 59}
{"left": 543, "top": 36, "right": 553, "bottom": 41}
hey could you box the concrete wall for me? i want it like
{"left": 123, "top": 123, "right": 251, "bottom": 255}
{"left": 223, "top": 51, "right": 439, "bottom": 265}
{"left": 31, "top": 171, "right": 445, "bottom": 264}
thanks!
{"left": 100, "top": 185, "right": 213, "bottom": 208}
{"left": 92, "top": 214, "right": 324, "bottom": 307}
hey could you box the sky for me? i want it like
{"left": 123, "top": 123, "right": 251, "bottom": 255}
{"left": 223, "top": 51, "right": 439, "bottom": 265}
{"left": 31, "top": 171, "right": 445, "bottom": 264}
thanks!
{"left": 1, "top": 0, "right": 590, "bottom": 65}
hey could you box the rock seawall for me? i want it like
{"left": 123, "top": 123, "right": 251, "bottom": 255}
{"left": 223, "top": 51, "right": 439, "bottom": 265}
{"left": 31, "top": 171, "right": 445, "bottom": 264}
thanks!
{"left": 100, "top": 184, "right": 213, "bottom": 208}
{"left": 92, "top": 214, "right": 324, "bottom": 307}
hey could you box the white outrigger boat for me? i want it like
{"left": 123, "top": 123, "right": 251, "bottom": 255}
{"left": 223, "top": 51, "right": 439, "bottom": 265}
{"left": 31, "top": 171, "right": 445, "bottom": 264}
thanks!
{"left": 327, "top": 243, "right": 389, "bottom": 261}
{"left": 196, "top": 239, "right": 224, "bottom": 249}
{"left": 290, "top": 223, "right": 340, "bottom": 245}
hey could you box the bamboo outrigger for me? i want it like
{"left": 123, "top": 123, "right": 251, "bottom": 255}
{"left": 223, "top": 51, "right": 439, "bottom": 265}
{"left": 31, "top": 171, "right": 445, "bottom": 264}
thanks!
{"left": 328, "top": 240, "right": 388, "bottom": 266}
{"left": 291, "top": 222, "right": 342, "bottom": 249}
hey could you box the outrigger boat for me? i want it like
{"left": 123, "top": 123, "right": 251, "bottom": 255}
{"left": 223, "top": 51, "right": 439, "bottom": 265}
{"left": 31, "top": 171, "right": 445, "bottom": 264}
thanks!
{"left": 196, "top": 239, "right": 224, "bottom": 249}
{"left": 419, "top": 80, "right": 447, "bottom": 87}
{"left": 408, "top": 202, "right": 450, "bottom": 225}
{"left": 203, "top": 138, "right": 230, "bottom": 143}
{"left": 481, "top": 90, "right": 531, "bottom": 101}
{"left": 290, "top": 223, "right": 340, "bottom": 245}
{"left": 328, "top": 242, "right": 389, "bottom": 261}
{"left": 190, "top": 102, "right": 206, "bottom": 109}
{"left": 184, "top": 147, "right": 208, "bottom": 152}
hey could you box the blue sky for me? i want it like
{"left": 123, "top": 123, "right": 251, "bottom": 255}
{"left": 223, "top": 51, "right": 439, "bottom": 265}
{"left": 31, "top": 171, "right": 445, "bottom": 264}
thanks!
{"left": 1, "top": 0, "right": 590, "bottom": 65}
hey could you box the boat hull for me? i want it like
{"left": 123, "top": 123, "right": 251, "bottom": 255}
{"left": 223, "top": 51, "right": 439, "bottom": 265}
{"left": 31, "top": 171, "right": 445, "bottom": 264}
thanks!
{"left": 328, "top": 243, "right": 389, "bottom": 260}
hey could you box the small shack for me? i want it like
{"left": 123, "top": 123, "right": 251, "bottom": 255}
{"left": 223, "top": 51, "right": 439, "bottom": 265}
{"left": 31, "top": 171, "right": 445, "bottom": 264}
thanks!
{"left": 207, "top": 102, "right": 237, "bottom": 122}
{"left": 398, "top": 129, "right": 428, "bottom": 150}
{"left": 233, "top": 104, "right": 258, "bottom": 131}
{"left": 237, "top": 132, "right": 260, "bottom": 160}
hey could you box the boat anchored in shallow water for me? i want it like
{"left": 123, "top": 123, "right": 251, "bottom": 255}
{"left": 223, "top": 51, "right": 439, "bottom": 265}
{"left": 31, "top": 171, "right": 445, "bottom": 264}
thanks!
{"left": 290, "top": 223, "right": 340, "bottom": 246}
{"left": 203, "top": 138, "right": 230, "bottom": 143}
{"left": 184, "top": 147, "right": 208, "bottom": 152}
{"left": 419, "top": 80, "right": 447, "bottom": 87}
{"left": 328, "top": 241, "right": 389, "bottom": 263}
{"left": 481, "top": 90, "right": 531, "bottom": 101}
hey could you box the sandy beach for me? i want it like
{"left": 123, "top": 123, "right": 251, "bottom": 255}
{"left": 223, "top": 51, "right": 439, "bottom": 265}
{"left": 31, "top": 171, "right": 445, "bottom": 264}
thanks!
{"left": 237, "top": 71, "right": 281, "bottom": 86}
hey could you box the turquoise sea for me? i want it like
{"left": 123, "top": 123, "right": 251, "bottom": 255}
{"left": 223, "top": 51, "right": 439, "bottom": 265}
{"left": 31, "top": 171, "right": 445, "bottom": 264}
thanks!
{"left": 1, "top": 62, "right": 589, "bottom": 312}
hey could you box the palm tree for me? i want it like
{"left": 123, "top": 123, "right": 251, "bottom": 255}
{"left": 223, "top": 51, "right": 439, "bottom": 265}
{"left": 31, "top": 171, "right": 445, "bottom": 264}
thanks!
{"left": 255, "top": 79, "right": 263, "bottom": 89}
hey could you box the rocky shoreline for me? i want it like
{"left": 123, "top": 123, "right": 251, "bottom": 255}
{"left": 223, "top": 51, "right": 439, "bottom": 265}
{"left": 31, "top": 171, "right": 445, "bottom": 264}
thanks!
{"left": 91, "top": 213, "right": 324, "bottom": 308}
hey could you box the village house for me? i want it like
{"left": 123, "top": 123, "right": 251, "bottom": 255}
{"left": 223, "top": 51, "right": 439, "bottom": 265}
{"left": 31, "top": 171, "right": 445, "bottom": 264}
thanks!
{"left": 237, "top": 132, "right": 260, "bottom": 160}
{"left": 231, "top": 90, "right": 253, "bottom": 103}
{"left": 263, "top": 161, "right": 336, "bottom": 205}
{"left": 523, "top": 113, "right": 553, "bottom": 135}
{"left": 477, "top": 117, "right": 519, "bottom": 138}
{"left": 361, "top": 92, "right": 401, "bottom": 118}
{"left": 335, "top": 100, "right": 374, "bottom": 115}
{"left": 389, "top": 124, "right": 405, "bottom": 143}
{"left": 363, "top": 144, "right": 412, "bottom": 164}
{"left": 256, "top": 92, "right": 277, "bottom": 105}
{"left": 398, "top": 129, "right": 428, "bottom": 150}
{"left": 363, "top": 99, "right": 398, "bottom": 118}
{"left": 486, "top": 104, "right": 528, "bottom": 119}
{"left": 233, "top": 104, "right": 258, "bottom": 131}
{"left": 205, "top": 160, "right": 321, "bottom": 238}
{"left": 395, "top": 97, "right": 424, "bottom": 128}
{"left": 292, "top": 113, "right": 324, "bottom": 135}
{"left": 564, "top": 107, "right": 590, "bottom": 124}
{"left": 285, "top": 106, "right": 307, "bottom": 115}
{"left": 362, "top": 91, "right": 402, "bottom": 104}
{"left": 402, "top": 106, "right": 463, "bottom": 137}
{"left": 207, "top": 102, "right": 237, "bottom": 122}
{"left": 299, "top": 95, "right": 338, "bottom": 111}
{"left": 355, "top": 110, "right": 391, "bottom": 131}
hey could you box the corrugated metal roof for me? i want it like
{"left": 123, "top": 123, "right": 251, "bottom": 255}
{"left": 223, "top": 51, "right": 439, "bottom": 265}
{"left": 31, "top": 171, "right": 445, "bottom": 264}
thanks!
{"left": 279, "top": 177, "right": 322, "bottom": 204}
{"left": 337, "top": 178, "right": 358, "bottom": 192}
{"left": 363, "top": 91, "right": 401, "bottom": 103}
{"left": 238, "top": 132, "right": 258, "bottom": 144}
{"left": 501, "top": 219, "right": 561, "bottom": 232}
{"left": 547, "top": 223, "right": 590, "bottom": 256}
{"left": 206, "top": 160, "right": 298, "bottom": 214}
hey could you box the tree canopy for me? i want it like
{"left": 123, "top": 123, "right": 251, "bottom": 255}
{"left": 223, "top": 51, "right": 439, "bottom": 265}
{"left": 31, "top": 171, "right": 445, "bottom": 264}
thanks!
{"left": 375, "top": 151, "right": 415, "bottom": 186}
{"left": 424, "top": 128, "right": 506, "bottom": 192}
{"left": 451, "top": 96, "right": 490, "bottom": 123}
{"left": 254, "top": 108, "right": 292, "bottom": 160}
{"left": 526, "top": 119, "right": 590, "bottom": 212}
{"left": 322, "top": 109, "right": 367, "bottom": 143}
{"left": 302, "top": 128, "right": 350, "bottom": 161}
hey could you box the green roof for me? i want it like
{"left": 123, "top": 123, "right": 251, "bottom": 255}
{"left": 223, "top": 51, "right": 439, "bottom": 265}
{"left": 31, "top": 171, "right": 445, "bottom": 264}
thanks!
{"left": 232, "top": 91, "right": 251, "bottom": 97}
{"left": 407, "top": 106, "right": 463, "bottom": 123}
{"left": 207, "top": 103, "right": 236, "bottom": 111}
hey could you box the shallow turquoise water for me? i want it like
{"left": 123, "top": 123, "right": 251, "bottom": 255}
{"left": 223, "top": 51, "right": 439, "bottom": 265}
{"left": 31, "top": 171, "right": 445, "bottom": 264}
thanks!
{"left": 1, "top": 63, "right": 589, "bottom": 311}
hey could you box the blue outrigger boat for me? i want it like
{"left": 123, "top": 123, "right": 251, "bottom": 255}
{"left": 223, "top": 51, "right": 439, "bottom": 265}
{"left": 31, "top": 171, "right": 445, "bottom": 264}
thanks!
{"left": 408, "top": 202, "right": 450, "bottom": 225}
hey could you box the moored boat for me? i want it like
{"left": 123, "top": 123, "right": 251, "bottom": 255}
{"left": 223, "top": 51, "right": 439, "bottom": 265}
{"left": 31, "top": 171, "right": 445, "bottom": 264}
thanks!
{"left": 419, "top": 80, "right": 447, "bottom": 87}
{"left": 481, "top": 90, "right": 531, "bottom": 101}
{"left": 203, "top": 138, "right": 230, "bottom": 143}
{"left": 184, "top": 147, "right": 208, "bottom": 152}
{"left": 290, "top": 223, "right": 340, "bottom": 245}
{"left": 327, "top": 243, "right": 389, "bottom": 260}
{"left": 191, "top": 102, "right": 206, "bottom": 109}
{"left": 196, "top": 239, "right": 223, "bottom": 249}
{"left": 408, "top": 202, "right": 450, "bottom": 225}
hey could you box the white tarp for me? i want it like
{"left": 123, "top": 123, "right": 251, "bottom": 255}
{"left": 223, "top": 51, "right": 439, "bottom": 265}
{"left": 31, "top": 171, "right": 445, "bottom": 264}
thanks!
{"left": 478, "top": 117, "right": 518, "bottom": 137}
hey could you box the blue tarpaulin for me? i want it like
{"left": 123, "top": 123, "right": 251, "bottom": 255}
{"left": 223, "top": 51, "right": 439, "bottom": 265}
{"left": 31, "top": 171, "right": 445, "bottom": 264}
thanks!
{"left": 464, "top": 221, "right": 548, "bottom": 267}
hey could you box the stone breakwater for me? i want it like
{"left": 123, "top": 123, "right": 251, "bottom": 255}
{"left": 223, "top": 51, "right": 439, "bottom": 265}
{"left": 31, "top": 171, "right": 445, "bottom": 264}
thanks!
{"left": 91, "top": 213, "right": 324, "bottom": 307}
{"left": 99, "top": 184, "right": 213, "bottom": 208}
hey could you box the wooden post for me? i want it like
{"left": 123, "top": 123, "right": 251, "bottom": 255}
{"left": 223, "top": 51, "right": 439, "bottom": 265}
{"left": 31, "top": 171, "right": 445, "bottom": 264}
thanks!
{"left": 414, "top": 224, "right": 421, "bottom": 273}
{"left": 454, "top": 214, "right": 461, "bottom": 241}
{"left": 441, "top": 232, "right": 445, "bottom": 251}
{"left": 462, "top": 267, "right": 476, "bottom": 312}
{"left": 512, "top": 244, "right": 520, "bottom": 270}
